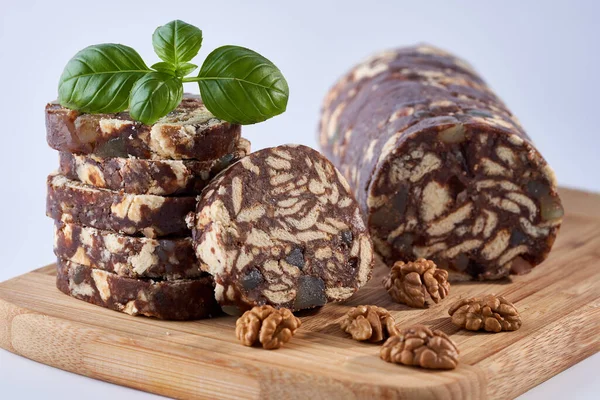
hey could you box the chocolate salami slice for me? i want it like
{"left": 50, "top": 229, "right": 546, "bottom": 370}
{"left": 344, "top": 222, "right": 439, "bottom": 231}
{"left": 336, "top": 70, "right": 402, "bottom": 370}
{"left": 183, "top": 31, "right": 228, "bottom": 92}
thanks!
{"left": 46, "top": 94, "right": 241, "bottom": 161}
{"left": 319, "top": 45, "right": 563, "bottom": 280}
{"left": 54, "top": 221, "right": 203, "bottom": 280}
{"left": 191, "top": 144, "right": 374, "bottom": 313}
{"left": 56, "top": 258, "right": 220, "bottom": 320}
{"left": 58, "top": 138, "right": 251, "bottom": 195}
{"left": 47, "top": 174, "right": 195, "bottom": 237}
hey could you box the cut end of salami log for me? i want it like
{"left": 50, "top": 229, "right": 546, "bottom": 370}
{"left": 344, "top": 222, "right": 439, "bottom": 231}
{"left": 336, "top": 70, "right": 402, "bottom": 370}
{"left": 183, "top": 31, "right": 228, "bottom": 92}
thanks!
{"left": 191, "top": 144, "right": 374, "bottom": 312}
{"left": 319, "top": 44, "right": 563, "bottom": 281}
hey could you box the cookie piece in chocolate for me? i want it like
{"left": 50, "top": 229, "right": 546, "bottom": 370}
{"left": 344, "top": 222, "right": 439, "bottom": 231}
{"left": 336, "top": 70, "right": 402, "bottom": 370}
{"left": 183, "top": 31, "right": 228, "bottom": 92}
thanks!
{"left": 56, "top": 258, "right": 220, "bottom": 320}
{"left": 47, "top": 174, "right": 195, "bottom": 238}
{"left": 319, "top": 45, "right": 563, "bottom": 280}
{"left": 192, "top": 144, "right": 374, "bottom": 312}
{"left": 46, "top": 94, "right": 241, "bottom": 161}
{"left": 58, "top": 138, "right": 251, "bottom": 195}
{"left": 54, "top": 221, "right": 203, "bottom": 280}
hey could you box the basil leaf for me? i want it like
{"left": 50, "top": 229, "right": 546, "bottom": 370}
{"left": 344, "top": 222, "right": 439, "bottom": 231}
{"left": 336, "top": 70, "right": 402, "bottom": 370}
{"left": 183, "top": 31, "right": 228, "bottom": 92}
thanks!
{"left": 152, "top": 20, "right": 203, "bottom": 66}
{"left": 129, "top": 72, "right": 183, "bottom": 125}
{"left": 176, "top": 62, "right": 198, "bottom": 77}
{"left": 151, "top": 62, "right": 176, "bottom": 74}
{"left": 197, "top": 45, "right": 289, "bottom": 124}
{"left": 58, "top": 44, "right": 150, "bottom": 113}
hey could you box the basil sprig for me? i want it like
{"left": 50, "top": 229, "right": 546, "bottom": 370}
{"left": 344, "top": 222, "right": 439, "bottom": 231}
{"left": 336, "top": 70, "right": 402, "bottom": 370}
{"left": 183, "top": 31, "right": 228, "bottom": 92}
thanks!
{"left": 58, "top": 20, "right": 289, "bottom": 125}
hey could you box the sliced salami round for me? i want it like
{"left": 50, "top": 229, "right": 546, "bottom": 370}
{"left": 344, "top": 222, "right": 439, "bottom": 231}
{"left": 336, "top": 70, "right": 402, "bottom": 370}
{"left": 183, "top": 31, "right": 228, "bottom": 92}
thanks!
{"left": 47, "top": 174, "right": 195, "bottom": 238}
{"left": 54, "top": 221, "right": 203, "bottom": 280}
{"left": 191, "top": 144, "right": 374, "bottom": 313}
{"left": 46, "top": 94, "right": 241, "bottom": 161}
{"left": 56, "top": 259, "right": 220, "bottom": 320}
{"left": 58, "top": 138, "right": 251, "bottom": 195}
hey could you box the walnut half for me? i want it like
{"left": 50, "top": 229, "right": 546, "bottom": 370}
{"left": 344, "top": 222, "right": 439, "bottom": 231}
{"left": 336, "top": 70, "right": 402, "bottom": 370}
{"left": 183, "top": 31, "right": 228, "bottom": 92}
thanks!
{"left": 235, "top": 305, "right": 301, "bottom": 349}
{"left": 383, "top": 258, "right": 450, "bottom": 308}
{"left": 448, "top": 294, "right": 522, "bottom": 332}
{"left": 380, "top": 325, "right": 459, "bottom": 370}
{"left": 340, "top": 305, "right": 399, "bottom": 342}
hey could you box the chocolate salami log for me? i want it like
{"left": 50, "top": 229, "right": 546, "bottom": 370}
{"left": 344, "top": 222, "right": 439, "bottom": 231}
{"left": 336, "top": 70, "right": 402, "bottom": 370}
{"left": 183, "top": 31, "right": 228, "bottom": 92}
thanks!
{"left": 46, "top": 94, "right": 241, "bottom": 161}
{"left": 47, "top": 174, "right": 195, "bottom": 238}
{"left": 54, "top": 221, "right": 203, "bottom": 280}
{"left": 56, "top": 259, "right": 220, "bottom": 320}
{"left": 319, "top": 45, "right": 563, "bottom": 280}
{"left": 58, "top": 137, "right": 251, "bottom": 195}
{"left": 191, "top": 144, "right": 374, "bottom": 313}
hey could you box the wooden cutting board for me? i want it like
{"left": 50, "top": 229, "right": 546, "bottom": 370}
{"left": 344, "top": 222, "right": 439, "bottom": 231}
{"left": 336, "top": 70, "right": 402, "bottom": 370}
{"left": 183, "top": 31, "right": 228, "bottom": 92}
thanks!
{"left": 0, "top": 187, "right": 598, "bottom": 399}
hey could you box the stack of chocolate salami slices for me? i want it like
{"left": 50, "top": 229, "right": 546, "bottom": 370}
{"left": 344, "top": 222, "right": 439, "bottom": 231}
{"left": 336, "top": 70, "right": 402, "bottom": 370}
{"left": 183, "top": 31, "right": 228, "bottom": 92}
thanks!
{"left": 45, "top": 94, "right": 248, "bottom": 320}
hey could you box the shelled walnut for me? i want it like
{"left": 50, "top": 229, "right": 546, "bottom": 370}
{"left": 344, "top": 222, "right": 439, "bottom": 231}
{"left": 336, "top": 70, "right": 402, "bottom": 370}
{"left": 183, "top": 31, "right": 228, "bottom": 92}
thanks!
{"left": 383, "top": 259, "right": 450, "bottom": 308}
{"left": 340, "top": 305, "right": 399, "bottom": 342}
{"left": 235, "top": 305, "right": 301, "bottom": 349}
{"left": 448, "top": 294, "right": 522, "bottom": 332}
{"left": 380, "top": 325, "right": 459, "bottom": 370}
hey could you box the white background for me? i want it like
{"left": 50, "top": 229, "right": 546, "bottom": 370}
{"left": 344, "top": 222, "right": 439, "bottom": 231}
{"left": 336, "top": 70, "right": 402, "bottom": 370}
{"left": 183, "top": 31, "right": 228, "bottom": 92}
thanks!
{"left": 0, "top": 0, "right": 598, "bottom": 398}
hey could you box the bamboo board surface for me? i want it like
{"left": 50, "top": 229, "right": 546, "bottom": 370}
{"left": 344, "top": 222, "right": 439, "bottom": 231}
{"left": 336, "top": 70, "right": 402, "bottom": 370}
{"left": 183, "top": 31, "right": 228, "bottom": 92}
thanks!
{"left": 0, "top": 187, "right": 598, "bottom": 399}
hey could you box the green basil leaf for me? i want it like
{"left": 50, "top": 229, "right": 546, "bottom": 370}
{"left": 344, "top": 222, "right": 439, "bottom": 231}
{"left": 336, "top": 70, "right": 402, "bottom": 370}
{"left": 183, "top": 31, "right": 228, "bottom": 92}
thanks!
{"left": 58, "top": 44, "right": 150, "bottom": 113}
{"left": 151, "top": 62, "right": 176, "bottom": 74}
{"left": 152, "top": 20, "right": 203, "bottom": 65}
{"left": 129, "top": 72, "right": 183, "bottom": 125}
{"left": 197, "top": 45, "right": 289, "bottom": 124}
{"left": 175, "top": 62, "right": 198, "bottom": 77}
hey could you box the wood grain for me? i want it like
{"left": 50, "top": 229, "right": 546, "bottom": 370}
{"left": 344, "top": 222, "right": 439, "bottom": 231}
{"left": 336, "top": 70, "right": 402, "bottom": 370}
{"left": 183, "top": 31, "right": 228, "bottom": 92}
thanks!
{"left": 0, "top": 187, "right": 598, "bottom": 399}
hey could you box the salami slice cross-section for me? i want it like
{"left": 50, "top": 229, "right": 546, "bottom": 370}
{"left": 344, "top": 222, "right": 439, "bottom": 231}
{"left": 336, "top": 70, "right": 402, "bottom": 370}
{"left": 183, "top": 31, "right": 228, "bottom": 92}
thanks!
{"left": 47, "top": 174, "right": 195, "bottom": 238}
{"left": 58, "top": 138, "right": 251, "bottom": 195}
{"left": 191, "top": 144, "right": 374, "bottom": 312}
{"left": 46, "top": 94, "right": 241, "bottom": 161}
{"left": 319, "top": 45, "right": 563, "bottom": 280}
{"left": 54, "top": 221, "right": 203, "bottom": 280}
{"left": 56, "top": 259, "right": 220, "bottom": 320}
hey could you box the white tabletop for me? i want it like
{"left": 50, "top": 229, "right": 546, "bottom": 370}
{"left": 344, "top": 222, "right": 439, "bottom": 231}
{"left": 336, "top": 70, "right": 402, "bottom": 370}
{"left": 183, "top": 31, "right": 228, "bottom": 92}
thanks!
{"left": 0, "top": 0, "right": 598, "bottom": 398}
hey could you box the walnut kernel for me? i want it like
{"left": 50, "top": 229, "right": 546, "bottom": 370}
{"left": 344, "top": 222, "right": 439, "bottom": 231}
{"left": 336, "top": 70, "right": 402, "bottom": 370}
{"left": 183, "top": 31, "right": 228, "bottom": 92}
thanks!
{"left": 340, "top": 305, "right": 399, "bottom": 342}
{"left": 380, "top": 325, "right": 459, "bottom": 369}
{"left": 235, "top": 305, "right": 301, "bottom": 349}
{"left": 448, "top": 294, "right": 522, "bottom": 332}
{"left": 383, "top": 258, "right": 449, "bottom": 308}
